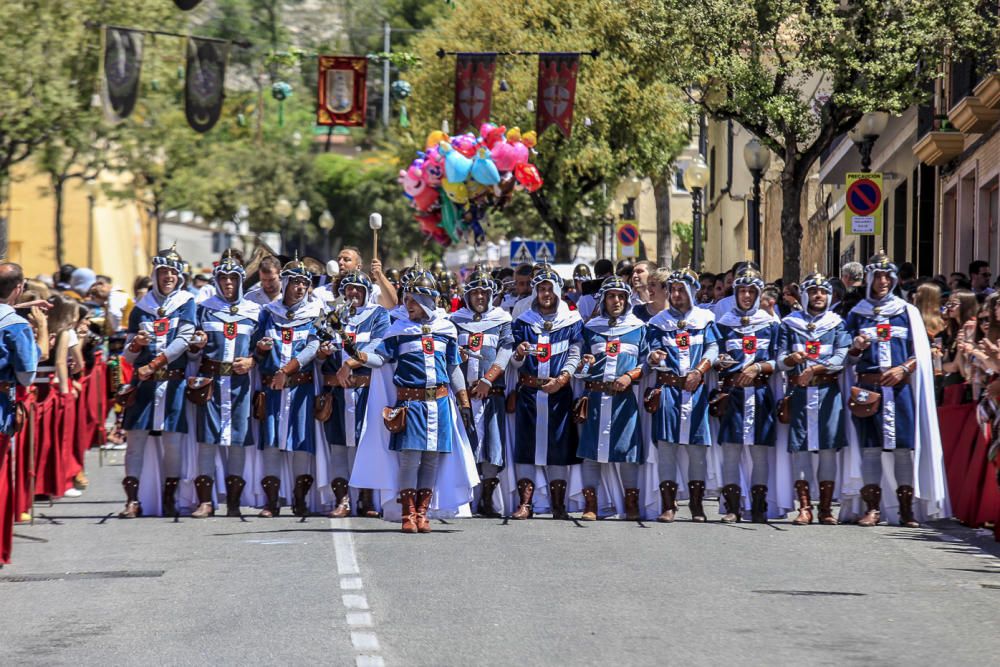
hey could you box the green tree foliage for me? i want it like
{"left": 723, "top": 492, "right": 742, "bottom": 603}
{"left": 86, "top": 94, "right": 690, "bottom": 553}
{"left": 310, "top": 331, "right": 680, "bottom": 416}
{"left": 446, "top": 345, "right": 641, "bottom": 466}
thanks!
{"left": 636, "top": 0, "right": 997, "bottom": 281}
{"left": 399, "top": 0, "right": 690, "bottom": 260}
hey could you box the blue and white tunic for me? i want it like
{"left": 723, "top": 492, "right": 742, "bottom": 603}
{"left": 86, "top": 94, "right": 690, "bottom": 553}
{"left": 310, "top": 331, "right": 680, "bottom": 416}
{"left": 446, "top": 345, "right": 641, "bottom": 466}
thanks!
{"left": 577, "top": 313, "right": 648, "bottom": 463}
{"left": 451, "top": 306, "right": 514, "bottom": 468}
{"left": 122, "top": 290, "right": 197, "bottom": 433}
{"left": 319, "top": 304, "right": 391, "bottom": 448}
{"left": 370, "top": 316, "right": 462, "bottom": 453}
{"left": 511, "top": 304, "right": 583, "bottom": 466}
{"left": 191, "top": 296, "right": 260, "bottom": 447}
{"left": 715, "top": 309, "right": 779, "bottom": 446}
{"left": 647, "top": 306, "right": 719, "bottom": 446}
{"left": 845, "top": 297, "right": 916, "bottom": 450}
{"left": 777, "top": 310, "right": 850, "bottom": 452}
{"left": 252, "top": 297, "right": 321, "bottom": 453}
{"left": 0, "top": 305, "right": 39, "bottom": 436}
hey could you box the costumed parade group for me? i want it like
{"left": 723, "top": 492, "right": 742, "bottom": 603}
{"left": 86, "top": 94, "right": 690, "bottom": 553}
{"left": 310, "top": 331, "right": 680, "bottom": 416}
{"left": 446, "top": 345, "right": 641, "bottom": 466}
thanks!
{"left": 98, "top": 244, "right": 947, "bottom": 533}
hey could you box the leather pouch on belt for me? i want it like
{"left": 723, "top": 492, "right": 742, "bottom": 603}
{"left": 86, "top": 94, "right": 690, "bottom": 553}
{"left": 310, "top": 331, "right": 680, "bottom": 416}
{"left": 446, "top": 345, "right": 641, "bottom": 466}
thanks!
{"left": 572, "top": 396, "right": 589, "bottom": 424}
{"left": 848, "top": 386, "right": 881, "bottom": 418}
{"left": 185, "top": 377, "right": 214, "bottom": 406}
{"left": 382, "top": 406, "right": 407, "bottom": 433}
{"left": 777, "top": 395, "right": 792, "bottom": 424}
{"left": 115, "top": 384, "right": 138, "bottom": 409}
{"left": 708, "top": 389, "right": 729, "bottom": 418}
{"left": 643, "top": 387, "right": 661, "bottom": 414}
{"left": 252, "top": 391, "right": 267, "bottom": 420}
{"left": 314, "top": 392, "right": 334, "bottom": 422}
{"left": 505, "top": 390, "right": 517, "bottom": 414}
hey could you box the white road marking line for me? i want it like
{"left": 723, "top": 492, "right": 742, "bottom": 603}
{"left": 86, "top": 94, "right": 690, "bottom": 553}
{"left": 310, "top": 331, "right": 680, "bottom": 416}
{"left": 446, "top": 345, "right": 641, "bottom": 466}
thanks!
{"left": 333, "top": 518, "right": 385, "bottom": 664}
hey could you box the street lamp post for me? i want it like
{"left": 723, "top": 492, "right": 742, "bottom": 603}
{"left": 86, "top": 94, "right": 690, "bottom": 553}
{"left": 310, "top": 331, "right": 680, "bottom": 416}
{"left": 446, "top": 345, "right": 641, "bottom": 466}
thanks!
{"left": 742, "top": 138, "right": 771, "bottom": 267}
{"left": 318, "top": 209, "right": 335, "bottom": 261}
{"left": 274, "top": 197, "right": 293, "bottom": 253}
{"left": 849, "top": 111, "right": 889, "bottom": 172}
{"left": 682, "top": 155, "right": 710, "bottom": 271}
{"left": 294, "top": 200, "right": 311, "bottom": 255}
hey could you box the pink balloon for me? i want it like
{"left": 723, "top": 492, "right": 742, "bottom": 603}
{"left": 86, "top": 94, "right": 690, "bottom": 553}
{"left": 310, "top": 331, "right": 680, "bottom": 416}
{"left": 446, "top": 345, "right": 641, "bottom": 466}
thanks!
{"left": 398, "top": 164, "right": 424, "bottom": 199}
{"left": 421, "top": 149, "right": 444, "bottom": 187}
{"left": 510, "top": 141, "right": 530, "bottom": 166}
{"left": 491, "top": 141, "right": 517, "bottom": 172}
{"left": 452, "top": 133, "right": 478, "bottom": 158}
{"left": 479, "top": 122, "right": 496, "bottom": 139}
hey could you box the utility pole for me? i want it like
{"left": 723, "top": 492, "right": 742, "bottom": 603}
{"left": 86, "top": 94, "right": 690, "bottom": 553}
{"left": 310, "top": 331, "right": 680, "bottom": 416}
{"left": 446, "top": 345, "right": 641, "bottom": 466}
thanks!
{"left": 382, "top": 22, "right": 391, "bottom": 129}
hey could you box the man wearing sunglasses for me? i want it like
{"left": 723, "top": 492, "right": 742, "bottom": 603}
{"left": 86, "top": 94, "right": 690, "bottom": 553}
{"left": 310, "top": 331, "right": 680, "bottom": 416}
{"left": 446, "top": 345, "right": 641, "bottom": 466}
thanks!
{"left": 969, "top": 260, "right": 994, "bottom": 299}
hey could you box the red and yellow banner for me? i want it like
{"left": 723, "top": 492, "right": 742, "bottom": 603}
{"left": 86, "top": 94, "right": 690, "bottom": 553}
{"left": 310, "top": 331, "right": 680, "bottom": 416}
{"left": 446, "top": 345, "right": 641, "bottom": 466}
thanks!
{"left": 537, "top": 53, "right": 579, "bottom": 137}
{"left": 454, "top": 53, "right": 496, "bottom": 133}
{"left": 317, "top": 56, "right": 368, "bottom": 127}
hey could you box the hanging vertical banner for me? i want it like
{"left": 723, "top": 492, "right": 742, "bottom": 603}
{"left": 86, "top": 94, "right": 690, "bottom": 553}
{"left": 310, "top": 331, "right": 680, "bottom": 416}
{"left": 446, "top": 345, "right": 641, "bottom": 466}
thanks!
{"left": 101, "top": 27, "right": 143, "bottom": 123}
{"left": 454, "top": 53, "right": 496, "bottom": 133}
{"left": 317, "top": 56, "right": 368, "bottom": 127}
{"left": 185, "top": 38, "right": 229, "bottom": 133}
{"left": 537, "top": 53, "right": 579, "bottom": 137}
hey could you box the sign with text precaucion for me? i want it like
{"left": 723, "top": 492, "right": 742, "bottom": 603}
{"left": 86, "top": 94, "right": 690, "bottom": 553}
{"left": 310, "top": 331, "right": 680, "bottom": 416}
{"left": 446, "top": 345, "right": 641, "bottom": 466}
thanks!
{"left": 846, "top": 172, "right": 883, "bottom": 236}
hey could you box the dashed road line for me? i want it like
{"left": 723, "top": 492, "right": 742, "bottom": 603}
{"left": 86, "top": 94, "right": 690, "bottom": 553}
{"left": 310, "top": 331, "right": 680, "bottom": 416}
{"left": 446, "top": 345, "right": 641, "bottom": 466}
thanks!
{"left": 332, "top": 518, "right": 385, "bottom": 666}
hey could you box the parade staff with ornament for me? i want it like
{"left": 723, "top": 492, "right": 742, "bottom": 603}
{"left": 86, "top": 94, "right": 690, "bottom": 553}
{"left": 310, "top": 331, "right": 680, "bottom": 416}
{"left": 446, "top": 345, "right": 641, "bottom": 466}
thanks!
{"left": 119, "top": 245, "right": 197, "bottom": 518}
{"left": 575, "top": 276, "right": 648, "bottom": 521}
{"left": 646, "top": 267, "right": 720, "bottom": 523}
{"left": 251, "top": 255, "right": 323, "bottom": 518}
{"left": 185, "top": 250, "right": 260, "bottom": 518}
{"left": 316, "top": 270, "right": 390, "bottom": 519}
{"left": 449, "top": 265, "right": 514, "bottom": 517}
{"left": 842, "top": 251, "right": 948, "bottom": 527}
{"left": 776, "top": 270, "right": 850, "bottom": 525}
{"left": 509, "top": 269, "right": 583, "bottom": 520}
{"left": 350, "top": 268, "right": 478, "bottom": 533}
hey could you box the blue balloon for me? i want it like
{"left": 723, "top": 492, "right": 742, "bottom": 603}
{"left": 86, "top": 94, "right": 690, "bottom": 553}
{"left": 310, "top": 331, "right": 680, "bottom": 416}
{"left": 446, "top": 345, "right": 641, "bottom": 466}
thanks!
{"left": 470, "top": 147, "right": 500, "bottom": 186}
{"left": 440, "top": 141, "right": 473, "bottom": 183}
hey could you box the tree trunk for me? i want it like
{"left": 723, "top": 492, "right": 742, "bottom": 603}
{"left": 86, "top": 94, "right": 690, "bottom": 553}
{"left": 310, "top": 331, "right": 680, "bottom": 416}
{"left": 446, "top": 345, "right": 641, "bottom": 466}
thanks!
{"left": 551, "top": 222, "right": 570, "bottom": 262}
{"left": 779, "top": 165, "right": 805, "bottom": 283}
{"left": 54, "top": 178, "right": 65, "bottom": 268}
{"left": 652, "top": 173, "right": 673, "bottom": 269}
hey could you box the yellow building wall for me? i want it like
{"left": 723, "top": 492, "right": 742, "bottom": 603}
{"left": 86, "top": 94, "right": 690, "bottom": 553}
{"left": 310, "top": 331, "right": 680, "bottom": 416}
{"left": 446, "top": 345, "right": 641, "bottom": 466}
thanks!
{"left": 6, "top": 160, "right": 153, "bottom": 291}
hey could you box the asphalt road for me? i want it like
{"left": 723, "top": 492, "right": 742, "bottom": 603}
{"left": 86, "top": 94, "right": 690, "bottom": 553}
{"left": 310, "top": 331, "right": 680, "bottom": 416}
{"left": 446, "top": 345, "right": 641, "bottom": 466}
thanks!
{"left": 3, "top": 450, "right": 1000, "bottom": 666}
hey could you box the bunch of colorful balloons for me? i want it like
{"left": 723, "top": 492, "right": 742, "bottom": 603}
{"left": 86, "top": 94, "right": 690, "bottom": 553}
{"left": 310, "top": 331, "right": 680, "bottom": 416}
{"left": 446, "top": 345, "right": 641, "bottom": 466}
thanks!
{"left": 398, "top": 123, "right": 544, "bottom": 247}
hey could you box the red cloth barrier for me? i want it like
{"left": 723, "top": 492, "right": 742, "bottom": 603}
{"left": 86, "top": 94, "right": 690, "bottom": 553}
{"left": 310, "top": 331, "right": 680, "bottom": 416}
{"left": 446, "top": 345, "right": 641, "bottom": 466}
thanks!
{"left": 13, "top": 391, "right": 37, "bottom": 519}
{"left": 1, "top": 434, "right": 13, "bottom": 564}
{"left": 939, "top": 400, "right": 1000, "bottom": 530}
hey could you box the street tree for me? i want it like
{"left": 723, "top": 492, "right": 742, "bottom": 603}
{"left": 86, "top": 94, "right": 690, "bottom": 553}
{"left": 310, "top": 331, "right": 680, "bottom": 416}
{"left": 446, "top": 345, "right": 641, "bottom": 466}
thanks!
{"left": 637, "top": 0, "right": 996, "bottom": 281}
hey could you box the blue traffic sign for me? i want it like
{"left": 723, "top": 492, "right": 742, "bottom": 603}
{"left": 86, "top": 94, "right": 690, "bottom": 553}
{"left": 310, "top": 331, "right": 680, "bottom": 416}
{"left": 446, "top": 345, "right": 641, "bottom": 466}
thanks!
{"left": 510, "top": 240, "right": 556, "bottom": 265}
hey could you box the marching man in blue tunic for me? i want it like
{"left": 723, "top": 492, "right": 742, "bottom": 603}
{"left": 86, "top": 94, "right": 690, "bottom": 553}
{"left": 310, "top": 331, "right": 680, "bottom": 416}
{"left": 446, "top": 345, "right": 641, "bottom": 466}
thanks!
{"left": 844, "top": 251, "right": 947, "bottom": 527}
{"left": 252, "top": 256, "right": 322, "bottom": 518}
{"left": 776, "top": 270, "right": 850, "bottom": 525}
{"left": 714, "top": 267, "right": 779, "bottom": 523}
{"left": 186, "top": 250, "right": 260, "bottom": 518}
{"left": 316, "top": 270, "right": 390, "bottom": 518}
{"left": 0, "top": 263, "right": 40, "bottom": 437}
{"left": 450, "top": 266, "right": 514, "bottom": 517}
{"left": 120, "top": 246, "right": 197, "bottom": 518}
{"left": 351, "top": 269, "right": 478, "bottom": 533}
{"left": 510, "top": 269, "right": 583, "bottom": 520}
{"left": 646, "top": 268, "right": 719, "bottom": 523}
{"left": 576, "top": 276, "right": 648, "bottom": 520}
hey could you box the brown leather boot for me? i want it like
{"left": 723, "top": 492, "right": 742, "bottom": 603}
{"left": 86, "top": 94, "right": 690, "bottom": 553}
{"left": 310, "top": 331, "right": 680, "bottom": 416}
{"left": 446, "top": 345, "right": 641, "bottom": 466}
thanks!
{"left": 191, "top": 475, "right": 215, "bottom": 518}
{"left": 792, "top": 480, "right": 813, "bottom": 525}
{"left": 119, "top": 476, "right": 142, "bottom": 518}
{"left": 896, "top": 485, "right": 920, "bottom": 528}
{"left": 549, "top": 480, "right": 569, "bottom": 520}
{"left": 857, "top": 484, "right": 881, "bottom": 526}
{"left": 356, "top": 489, "right": 380, "bottom": 518}
{"left": 581, "top": 487, "right": 598, "bottom": 521}
{"left": 162, "top": 477, "right": 180, "bottom": 518}
{"left": 510, "top": 478, "right": 534, "bottom": 520}
{"left": 624, "top": 488, "right": 641, "bottom": 521}
{"left": 477, "top": 478, "right": 502, "bottom": 518}
{"left": 688, "top": 480, "right": 707, "bottom": 522}
{"left": 750, "top": 485, "right": 768, "bottom": 523}
{"left": 225, "top": 475, "right": 245, "bottom": 517}
{"left": 657, "top": 481, "right": 678, "bottom": 523}
{"left": 416, "top": 488, "right": 433, "bottom": 533}
{"left": 400, "top": 489, "right": 418, "bottom": 533}
{"left": 818, "top": 480, "right": 838, "bottom": 525}
{"left": 328, "top": 477, "right": 350, "bottom": 518}
{"left": 258, "top": 476, "right": 281, "bottom": 517}
{"left": 721, "top": 484, "right": 742, "bottom": 523}
{"left": 292, "top": 474, "right": 314, "bottom": 517}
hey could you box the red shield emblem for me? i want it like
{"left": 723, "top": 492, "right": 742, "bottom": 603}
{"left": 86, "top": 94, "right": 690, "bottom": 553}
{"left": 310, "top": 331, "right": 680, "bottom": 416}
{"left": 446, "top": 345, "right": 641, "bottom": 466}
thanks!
{"left": 805, "top": 340, "right": 821, "bottom": 360}
{"left": 421, "top": 336, "right": 435, "bottom": 355}
{"left": 468, "top": 333, "right": 483, "bottom": 352}
{"left": 675, "top": 332, "right": 690, "bottom": 350}
{"left": 344, "top": 332, "right": 357, "bottom": 345}
{"left": 223, "top": 322, "right": 238, "bottom": 340}
{"left": 535, "top": 343, "right": 552, "bottom": 363}
{"left": 153, "top": 318, "right": 169, "bottom": 337}
{"left": 606, "top": 340, "right": 621, "bottom": 357}
{"left": 281, "top": 328, "right": 294, "bottom": 345}
{"left": 742, "top": 336, "right": 757, "bottom": 355}
{"left": 876, "top": 324, "right": 891, "bottom": 342}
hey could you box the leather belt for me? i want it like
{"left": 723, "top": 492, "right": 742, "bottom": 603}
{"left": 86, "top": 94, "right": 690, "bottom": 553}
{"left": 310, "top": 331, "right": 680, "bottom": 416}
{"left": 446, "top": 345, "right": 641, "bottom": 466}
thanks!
{"left": 585, "top": 380, "right": 624, "bottom": 394}
{"left": 200, "top": 359, "right": 233, "bottom": 376}
{"left": 150, "top": 369, "right": 185, "bottom": 382}
{"left": 518, "top": 374, "right": 549, "bottom": 389}
{"left": 858, "top": 372, "right": 909, "bottom": 386}
{"left": 323, "top": 374, "right": 371, "bottom": 388}
{"left": 721, "top": 373, "right": 771, "bottom": 390}
{"left": 487, "top": 382, "right": 505, "bottom": 397}
{"left": 395, "top": 384, "right": 449, "bottom": 401}
{"left": 788, "top": 373, "right": 840, "bottom": 388}
{"left": 656, "top": 372, "right": 688, "bottom": 389}
{"left": 262, "top": 372, "right": 313, "bottom": 388}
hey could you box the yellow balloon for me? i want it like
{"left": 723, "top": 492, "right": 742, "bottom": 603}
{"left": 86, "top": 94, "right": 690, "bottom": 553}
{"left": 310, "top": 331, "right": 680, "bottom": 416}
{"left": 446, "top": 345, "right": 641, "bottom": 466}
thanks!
{"left": 506, "top": 127, "right": 522, "bottom": 143}
{"left": 522, "top": 130, "right": 538, "bottom": 148}
{"left": 426, "top": 130, "right": 450, "bottom": 150}
{"left": 441, "top": 178, "right": 469, "bottom": 205}
{"left": 466, "top": 180, "right": 490, "bottom": 200}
